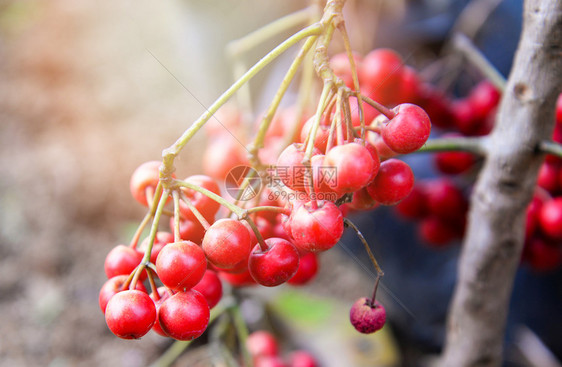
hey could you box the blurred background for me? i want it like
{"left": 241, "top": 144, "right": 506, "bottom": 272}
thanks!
{"left": 1, "top": 0, "right": 559, "bottom": 367}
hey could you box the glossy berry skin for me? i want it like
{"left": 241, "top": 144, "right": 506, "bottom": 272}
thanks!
{"left": 203, "top": 135, "right": 248, "bottom": 182}
{"left": 276, "top": 143, "right": 321, "bottom": 191}
{"left": 104, "top": 244, "right": 145, "bottom": 280}
{"left": 247, "top": 330, "right": 279, "bottom": 358}
{"left": 367, "top": 159, "right": 414, "bottom": 205}
{"left": 539, "top": 198, "right": 562, "bottom": 240}
{"left": 129, "top": 161, "right": 174, "bottom": 206}
{"left": 394, "top": 184, "right": 428, "bottom": 219}
{"left": 192, "top": 269, "right": 223, "bottom": 309}
{"left": 434, "top": 150, "right": 475, "bottom": 175}
{"left": 150, "top": 287, "right": 171, "bottom": 337}
{"left": 249, "top": 238, "right": 300, "bottom": 287}
{"left": 418, "top": 216, "right": 459, "bottom": 247}
{"left": 360, "top": 48, "right": 404, "bottom": 106}
{"left": 99, "top": 275, "right": 147, "bottom": 313}
{"left": 324, "top": 142, "right": 378, "bottom": 195}
{"left": 179, "top": 175, "right": 221, "bottom": 221}
{"left": 202, "top": 218, "right": 251, "bottom": 269}
{"left": 289, "top": 351, "right": 318, "bottom": 367}
{"left": 173, "top": 217, "right": 207, "bottom": 244}
{"left": 424, "top": 178, "right": 468, "bottom": 220}
{"left": 289, "top": 201, "right": 344, "bottom": 252}
{"left": 218, "top": 268, "right": 257, "bottom": 287}
{"left": 382, "top": 103, "right": 431, "bottom": 154}
{"left": 157, "top": 289, "right": 210, "bottom": 341}
{"left": 105, "top": 290, "right": 156, "bottom": 339}
{"left": 139, "top": 231, "right": 174, "bottom": 264}
{"left": 467, "top": 80, "right": 501, "bottom": 120}
{"left": 349, "top": 298, "right": 386, "bottom": 334}
{"left": 155, "top": 240, "right": 207, "bottom": 291}
{"left": 288, "top": 252, "right": 319, "bottom": 286}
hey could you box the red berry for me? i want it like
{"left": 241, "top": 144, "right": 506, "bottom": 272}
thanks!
{"left": 138, "top": 231, "right": 174, "bottom": 264}
{"left": 202, "top": 218, "right": 252, "bottom": 269}
{"left": 394, "top": 184, "right": 428, "bottom": 219}
{"left": 556, "top": 93, "right": 562, "bottom": 124}
{"left": 468, "top": 80, "right": 501, "bottom": 120}
{"left": 289, "top": 351, "right": 318, "bottom": 367}
{"left": 192, "top": 269, "right": 223, "bottom": 309}
{"left": 179, "top": 175, "right": 221, "bottom": 221}
{"left": 348, "top": 187, "right": 378, "bottom": 211}
{"left": 418, "top": 216, "right": 459, "bottom": 247}
{"left": 157, "top": 289, "right": 210, "bottom": 341}
{"left": 247, "top": 330, "right": 279, "bottom": 358}
{"left": 155, "top": 240, "right": 207, "bottom": 291}
{"left": 99, "top": 275, "right": 147, "bottom": 313}
{"left": 300, "top": 116, "right": 331, "bottom": 153}
{"left": 105, "top": 290, "right": 156, "bottom": 339}
{"left": 324, "top": 142, "right": 378, "bottom": 194}
{"left": 172, "top": 216, "right": 207, "bottom": 244}
{"left": 129, "top": 161, "right": 175, "bottom": 207}
{"left": 367, "top": 159, "right": 414, "bottom": 205}
{"left": 523, "top": 237, "right": 562, "bottom": 272}
{"left": 249, "top": 238, "right": 300, "bottom": 287}
{"left": 526, "top": 194, "right": 545, "bottom": 240}
{"left": 104, "top": 244, "right": 145, "bottom": 280}
{"left": 360, "top": 48, "right": 404, "bottom": 106}
{"left": 537, "top": 161, "right": 560, "bottom": 194}
{"left": 288, "top": 252, "right": 319, "bottom": 286}
{"left": 349, "top": 298, "right": 386, "bottom": 334}
{"left": 539, "top": 198, "right": 562, "bottom": 239}
{"left": 424, "top": 178, "right": 468, "bottom": 220}
{"left": 149, "top": 287, "right": 171, "bottom": 337}
{"left": 289, "top": 201, "right": 344, "bottom": 252}
{"left": 330, "top": 51, "right": 362, "bottom": 89}
{"left": 276, "top": 143, "right": 320, "bottom": 192}
{"left": 203, "top": 136, "right": 248, "bottom": 182}
{"left": 218, "top": 268, "right": 257, "bottom": 287}
{"left": 381, "top": 103, "right": 431, "bottom": 154}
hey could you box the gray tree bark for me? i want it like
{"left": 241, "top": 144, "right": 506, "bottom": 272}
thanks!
{"left": 439, "top": 1, "right": 562, "bottom": 366}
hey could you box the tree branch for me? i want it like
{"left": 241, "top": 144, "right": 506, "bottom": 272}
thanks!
{"left": 439, "top": 1, "right": 562, "bottom": 366}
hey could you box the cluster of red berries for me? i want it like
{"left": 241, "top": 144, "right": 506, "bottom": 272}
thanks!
{"left": 246, "top": 330, "right": 318, "bottom": 367}
{"left": 101, "top": 46, "right": 441, "bottom": 342}
{"left": 391, "top": 74, "right": 562, "bottom": 271}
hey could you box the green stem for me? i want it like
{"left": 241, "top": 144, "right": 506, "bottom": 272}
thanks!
{"left": 359, "top": 94, "right": 395, "bottom": 120}
{"left": 179, "top": 191, "right": 211, "bottom": 230}
{"left": 452, "top": 33, "right": 506, "bottom": 92}
{"left": 129, "top": 212, "right": 152, "bottom": 249}
{"left": 304, "top": 83, "right": 333, "bottom": 162}
{"left": 229, "top": 304, "right": 253, "bottom": 367}
{"left": 140, "top": 189, "right": 170, "bottom": 265}
{"left": 249, "top": 34, "right": 319, "bottom": 163}
{"left": 244, "top": 216, "right": 268, "bottom": 252}
{"left": 227, "top": 7, "right": 314, "bottom": 57}
{"left": 539, "top": 140, "right": 562, "bottom": 158}
{"left": 344, "top": 218, "right": 384, "bottom": 276}
{"left": 172, "top": 189, "right": 181, "bottom": 242}
{"left": 160, "top": 23, "right": 323, "bottom": 177}
{"left": 417, "top": 136, "right": 488, "bottom": 155}
{"left": 175, "top": 179, "right": 247, "bottom": 219}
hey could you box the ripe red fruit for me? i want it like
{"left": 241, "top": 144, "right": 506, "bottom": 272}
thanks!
{"left": 247, "top": 330, "right": 279, "bottom": 358}
{"left": 523, "top": 237, "right": 562, "bottom": 272}
{"left": 367, "top": 159, "right": 414, "bottom": 205}
{"left": 330, "top": 51, "right": 362, "bottom": 89}
{"left": 381, "top": 103, "right": 431, "bottom": 154}
{"left": 300, "top": 116, "right": 331, "bottom": 153}
{"left": 289, "top": 351, "right": 318, "bottom": 367}
{"left": 129, "top": 161, "right": 175, "bottom": 206}
{"left": 349, "top": 298, "right": 386, "bottom": 334}
{"left": 155, "top": 240, "right": 207, "bottom": 291}
{"left": 467, "top": 80, "right": 501, "bottom": 120}
{"left": 172, "top": 216, "right": 207, "bottom": 244}
{"left": 348, "top": 187, "right": 378, "bottom": 211}
{"left": 249, "top": 238, "right": 300, "bottom": 287}
{"left": 276, "top": 143, "right": 321, "bottom": 192}
{"left": 288, "top": 252, "right": 319, "bottom": 286}
{"left": 526, "top": 194, "right": 545, "bottom": 240}
{"left": 434, "top": 133, "right": 475, "bottom": 175}
{"left": 105, "top": 290, "right": 156, "bottom": 339}
{"left": 556, "top": 93, "right": 562, "bottom": 124}
{"left": 149, "top": 287, "right": 171, "bottom": 337}
{"left": 539, "top": 198, "right": 562, "bottom": 239}
{"left": 138, "top": 231, "right": 174, "bottom": 264}
{"left": 179, "top": 175, "right": 221, "bottom": 221}
{"left": 289, "top": 201, "right": 344, "bottom": 252}
{"left": 424, "top": 178, "right": 468, "bottom": 220}
{"left": 192, "top": 269, "right": 223, "bottom": 309}
{"left": 218, "top": 268, "right": 257, "bottom": 287}
{"left": 360, "top": 48, "right": 404, "bottom": 106}
{"left": 537, "top": 161, "right": 560, "bottom": 194}
{"left": 104, "top": 244, "right": 145, "bottom": 280}
{"left": 157, "top": 289, "right": 210, "bottom": 341}
{"left": 202, "top": 218, "right": 252, "bottom": 269}
{"left": 418, "top": 216, "right": 459, "bottom": 247}
{"left": 324, "top": 142, "right": 378, "bottom": 194}
{"left": 394, "top": 184, "right": 428, "bottom": 219}
{"left": 304, "top": 154, "right": 338, "bottom": 199}
{"left": 203, "top": 135, "right": 248, "bottom": 182}
{"left": 99, "top": 275, "right": 147, "bottom": 313}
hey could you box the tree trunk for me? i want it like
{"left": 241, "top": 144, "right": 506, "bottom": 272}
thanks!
{"left": 439, "top": 1, "right": 562, "bottom": 366}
